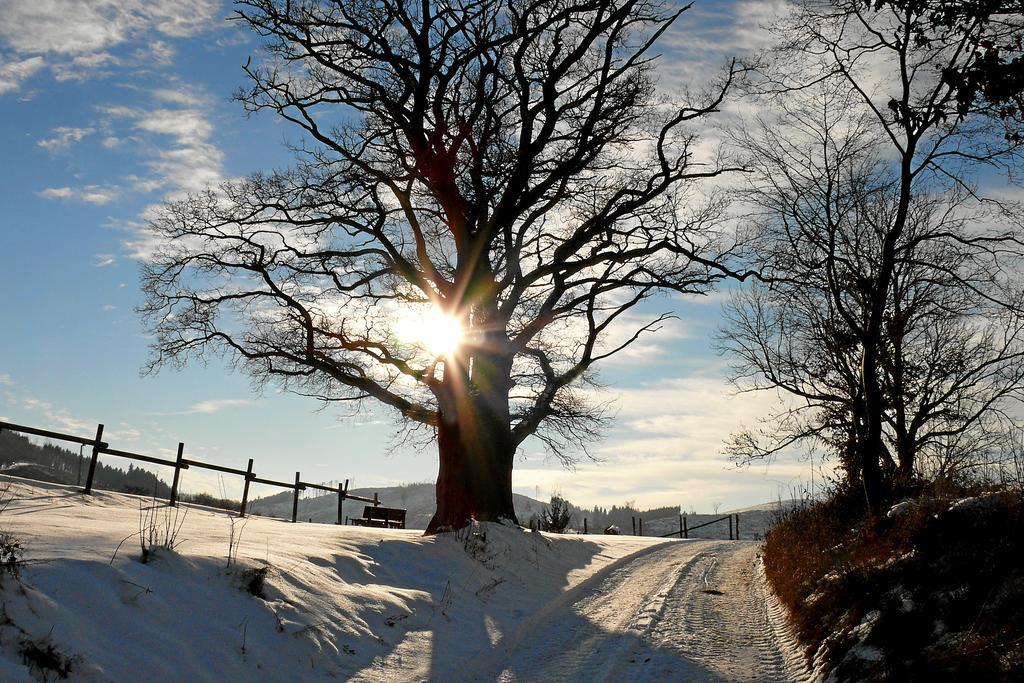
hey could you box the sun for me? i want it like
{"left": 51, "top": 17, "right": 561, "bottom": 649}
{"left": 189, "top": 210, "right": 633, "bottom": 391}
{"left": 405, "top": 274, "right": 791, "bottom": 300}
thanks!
{"left": 394, "top": 305, "right": 465, "bottom": 358}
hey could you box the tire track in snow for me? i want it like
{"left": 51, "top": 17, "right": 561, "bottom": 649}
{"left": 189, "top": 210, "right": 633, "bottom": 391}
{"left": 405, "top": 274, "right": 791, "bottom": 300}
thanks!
{"left": 483, "top": 541, "right": 803, "bottom": 682}
{"left": 623, "top": 542, "right": 806, "bottom": 682}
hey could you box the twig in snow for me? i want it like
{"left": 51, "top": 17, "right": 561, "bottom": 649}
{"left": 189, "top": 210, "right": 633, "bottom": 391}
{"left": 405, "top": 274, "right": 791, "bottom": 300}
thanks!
{"left": 239, "top": 617, "right": 248, "bottom": 655}
{"left": 109, "top": 531, "right": 141, "bottom": 565}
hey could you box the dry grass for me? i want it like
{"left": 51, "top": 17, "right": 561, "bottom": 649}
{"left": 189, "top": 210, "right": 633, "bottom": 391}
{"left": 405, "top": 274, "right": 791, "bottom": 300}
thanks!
{"left": 764, "top": 483, "right": 1024, "bottom": 681}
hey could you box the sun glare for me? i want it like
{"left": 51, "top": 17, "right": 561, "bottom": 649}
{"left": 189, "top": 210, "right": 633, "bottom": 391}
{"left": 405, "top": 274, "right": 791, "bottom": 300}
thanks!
{"left": 395, "top": 306, "right": 465, "bottom": 358}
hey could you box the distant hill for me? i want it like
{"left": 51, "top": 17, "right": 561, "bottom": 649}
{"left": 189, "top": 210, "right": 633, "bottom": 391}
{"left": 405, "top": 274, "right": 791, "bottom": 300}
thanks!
{"left": 247, "top": 483, "right": 798, "bottom": 538}
{"left": 247, "top": 482, "right": 551, "bottom": 530}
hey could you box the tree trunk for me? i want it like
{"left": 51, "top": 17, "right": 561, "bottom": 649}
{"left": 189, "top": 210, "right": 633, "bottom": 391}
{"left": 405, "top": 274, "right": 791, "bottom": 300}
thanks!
{"left": 860, "top": 353, "right": 886, "bottom": 515}
{"left": 893, "top": 427, "right": 915, "bottom": 484}
{"left": 426, "top": 344, "right": 518, "bottom": 534}
{"left": 889, "top": 305, "right": 914, "bottom": 485}
{"left": 859, "top": 147, "right": 916, "bottom": 515}
{"left": 427, "top": 405, "right": 517, "bottom": 533}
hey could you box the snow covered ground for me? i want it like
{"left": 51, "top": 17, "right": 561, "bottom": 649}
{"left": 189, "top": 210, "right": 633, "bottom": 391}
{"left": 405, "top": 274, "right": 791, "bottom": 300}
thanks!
{"left": 0, "top": 476, "right": 809, "bottom": 681}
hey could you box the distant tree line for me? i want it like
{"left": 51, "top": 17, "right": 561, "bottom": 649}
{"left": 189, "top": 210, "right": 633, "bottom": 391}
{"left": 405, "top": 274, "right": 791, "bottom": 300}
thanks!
{"left": 530, "top": 494, "right": 684, "bottom": 533}
{"left": 581, "top": 503, "right": 682, "bottom": 531}
{"left": 0, "top": 430, "right": 170, "bottom": 496}
{"left": 0, "top": 430, "right": 240, "bottom": 510}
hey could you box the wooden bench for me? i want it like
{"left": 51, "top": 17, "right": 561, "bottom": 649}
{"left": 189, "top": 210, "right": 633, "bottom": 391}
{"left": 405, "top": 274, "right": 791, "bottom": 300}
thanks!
{"left": 351, "top": 505, "right": 406, "bottom": 529}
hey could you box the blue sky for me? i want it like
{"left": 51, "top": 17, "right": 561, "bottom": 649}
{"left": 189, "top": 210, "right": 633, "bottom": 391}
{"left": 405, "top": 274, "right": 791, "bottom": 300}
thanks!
{"left": 0, "top": 0, "right": 819, "bottom": 512}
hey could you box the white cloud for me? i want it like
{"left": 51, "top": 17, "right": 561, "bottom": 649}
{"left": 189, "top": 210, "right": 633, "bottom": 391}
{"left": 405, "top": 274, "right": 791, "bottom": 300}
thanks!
{"left": 596, "top": 314, "right": 692, "bottom": 367}
{"left": 127, "top": 176, "right": 163, "bottom": 193}
{"left": 50, "top": 51, "right": 120, "bottom": 82}
{"left": 0, "top": 1, "right": 222, "bottom": 91}
{"left": 96, "top": 90, "right": 227, "bottom": 259}
{"left": 134, "top": 40, "right": 175, "bottom": 67}
{"left": 98, "top": 104, "right": 138, "bottom": 118}
{"left": 187, "top": 399, "right": 253, "bottom": 414}
{"left": 37, "top": 185, "right": 120, "bottom": 205}
{"left": 37, "top": 126, "right": 95, "bottom": 152}
{"left": 604, "top": 376, "right": 785, "bottom": 458}
{"left": 514, "top": 455, "right": 820, "bottom": 511}
{"left": 152, "top": 88, "right": 198, "bottom": 106}
{"left": 514, "top": 372, "right": 828, "bottom": 510}
{"left": 0, "top": 56, "right": 45, "bottom": 94}
{"left": 102, "top": 95, "right": 224, "bottom": 199}
{"left": 37, "top": 186, "right": 74, "bottom": 200}
{"left": 215, "top": 29, "right": 251, "bottom": 48}
{"left": 77, "top": 186, "right": 120, "bottom": 204}
{"left": 659, "top": 0, "right": 790, "bottom": 84}
{"left": 0, "top": 1, "right": 222, "bottom": 56}
{"left": 149, "top": 399, "right": 254, "bottom": 416}
{"left": 67, "top": 51, "right": 117, "bottom": 69}
{"left": 102, "top": 304, "right": 116, "bottom": 311}
{"left": 92, "top": 253, "right": 116, "bottom": 268}
{"left": 135, "top": 107, "right": 212, "bottom": 139}
{"left": 17, "top": 395, "right": 94, "bottom": 436}
{"left": 0, "top": 374, "right": 13, "bottom": 386}
{"left": 109, "top": 423, "right": 142, "bottom": 442}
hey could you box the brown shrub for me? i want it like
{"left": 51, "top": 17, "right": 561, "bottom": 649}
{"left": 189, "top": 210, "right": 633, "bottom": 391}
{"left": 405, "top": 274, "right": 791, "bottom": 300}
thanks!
{"left": 764, "top": 484, "right": 1024, "bottom": 680}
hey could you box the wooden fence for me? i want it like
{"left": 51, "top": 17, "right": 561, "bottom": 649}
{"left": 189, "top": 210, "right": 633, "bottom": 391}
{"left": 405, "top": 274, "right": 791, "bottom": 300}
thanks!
{"left": 0, "top": 420, "right": 382, "bottom": 524}
{"left": 578, "top": 512, "right": 741, "bottom": 539}
{"left": 657, "top": 513, "right": 741, "bottom": 540}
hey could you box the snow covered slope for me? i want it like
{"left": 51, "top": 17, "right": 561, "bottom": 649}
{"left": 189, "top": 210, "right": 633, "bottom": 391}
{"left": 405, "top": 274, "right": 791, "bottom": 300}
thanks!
{"left": 0, "top": 476, "right": 664, "bottom": 681}
{"left": 0, "top": 476, "right": 804, "bottom": 681}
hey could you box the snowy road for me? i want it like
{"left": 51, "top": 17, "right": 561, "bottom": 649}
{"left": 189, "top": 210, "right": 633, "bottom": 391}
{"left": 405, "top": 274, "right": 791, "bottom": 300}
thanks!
{"left": 482, "top": 540, "right": 805, "bottom": 683}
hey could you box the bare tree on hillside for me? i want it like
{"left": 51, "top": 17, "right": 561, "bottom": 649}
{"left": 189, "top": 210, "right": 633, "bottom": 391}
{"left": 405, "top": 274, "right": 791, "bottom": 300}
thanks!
{"left": 722, "top": 77, "right": 1024, "bottom": 505}
{"left": 730, "top": 0, "right": 1024, "bottom": 512}
{"left": 140, "top": 0, "right": 746, "bottom": 532}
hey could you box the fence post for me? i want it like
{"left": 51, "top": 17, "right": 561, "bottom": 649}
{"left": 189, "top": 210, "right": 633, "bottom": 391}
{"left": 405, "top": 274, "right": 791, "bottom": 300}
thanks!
{"left": 631, "top": 516, "right": 636, "bottom": 535}
{"left": 639, "top": 517, "right": 643, "bottom": 536}
{"left": 679, "top": 514, "right": 683, "bottom": 539}
{"left": 169, "top": 442, "right": 185, "bottom": 506}
{"left": 683, "top": 516, "right": 688, "bottom": 539}
{"left": 239, "top": 458, "right": 254, "bottom": 517}
{"left": 292, "top": 472, "right": 301, "bottom": 523}
{"left": 374, "top": 492, "right": 380, "bottom": 507}
{"left": 735, "top": 513, "right": 740, "bottom": 540}
{"left": 83, "top": 423, "right": 105, "bottom": 495}
{"left": 728, "top": 514, "right": 733, "bottom": 540}
{"left": 336, "top": 479, "right": 349, "bottom": 525}
{"left": 583, "top": 518, "right": 588, "bottom": 534}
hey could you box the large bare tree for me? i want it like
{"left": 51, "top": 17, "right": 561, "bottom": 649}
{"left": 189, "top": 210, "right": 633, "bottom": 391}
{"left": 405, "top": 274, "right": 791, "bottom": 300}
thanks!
{"left": 140, "top": 0, "right": 741, "bottom": 532}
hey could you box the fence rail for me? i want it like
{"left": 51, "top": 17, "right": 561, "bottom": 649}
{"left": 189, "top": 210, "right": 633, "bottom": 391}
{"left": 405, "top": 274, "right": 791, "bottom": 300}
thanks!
{"left": 578, "top": 512, "right": 742, "bottom": 540}
{"left": 0, "top": 419, "right": 382, "bottom": 525}
{"left": 657, "top": 513, "right": 740, "bottom": 540}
